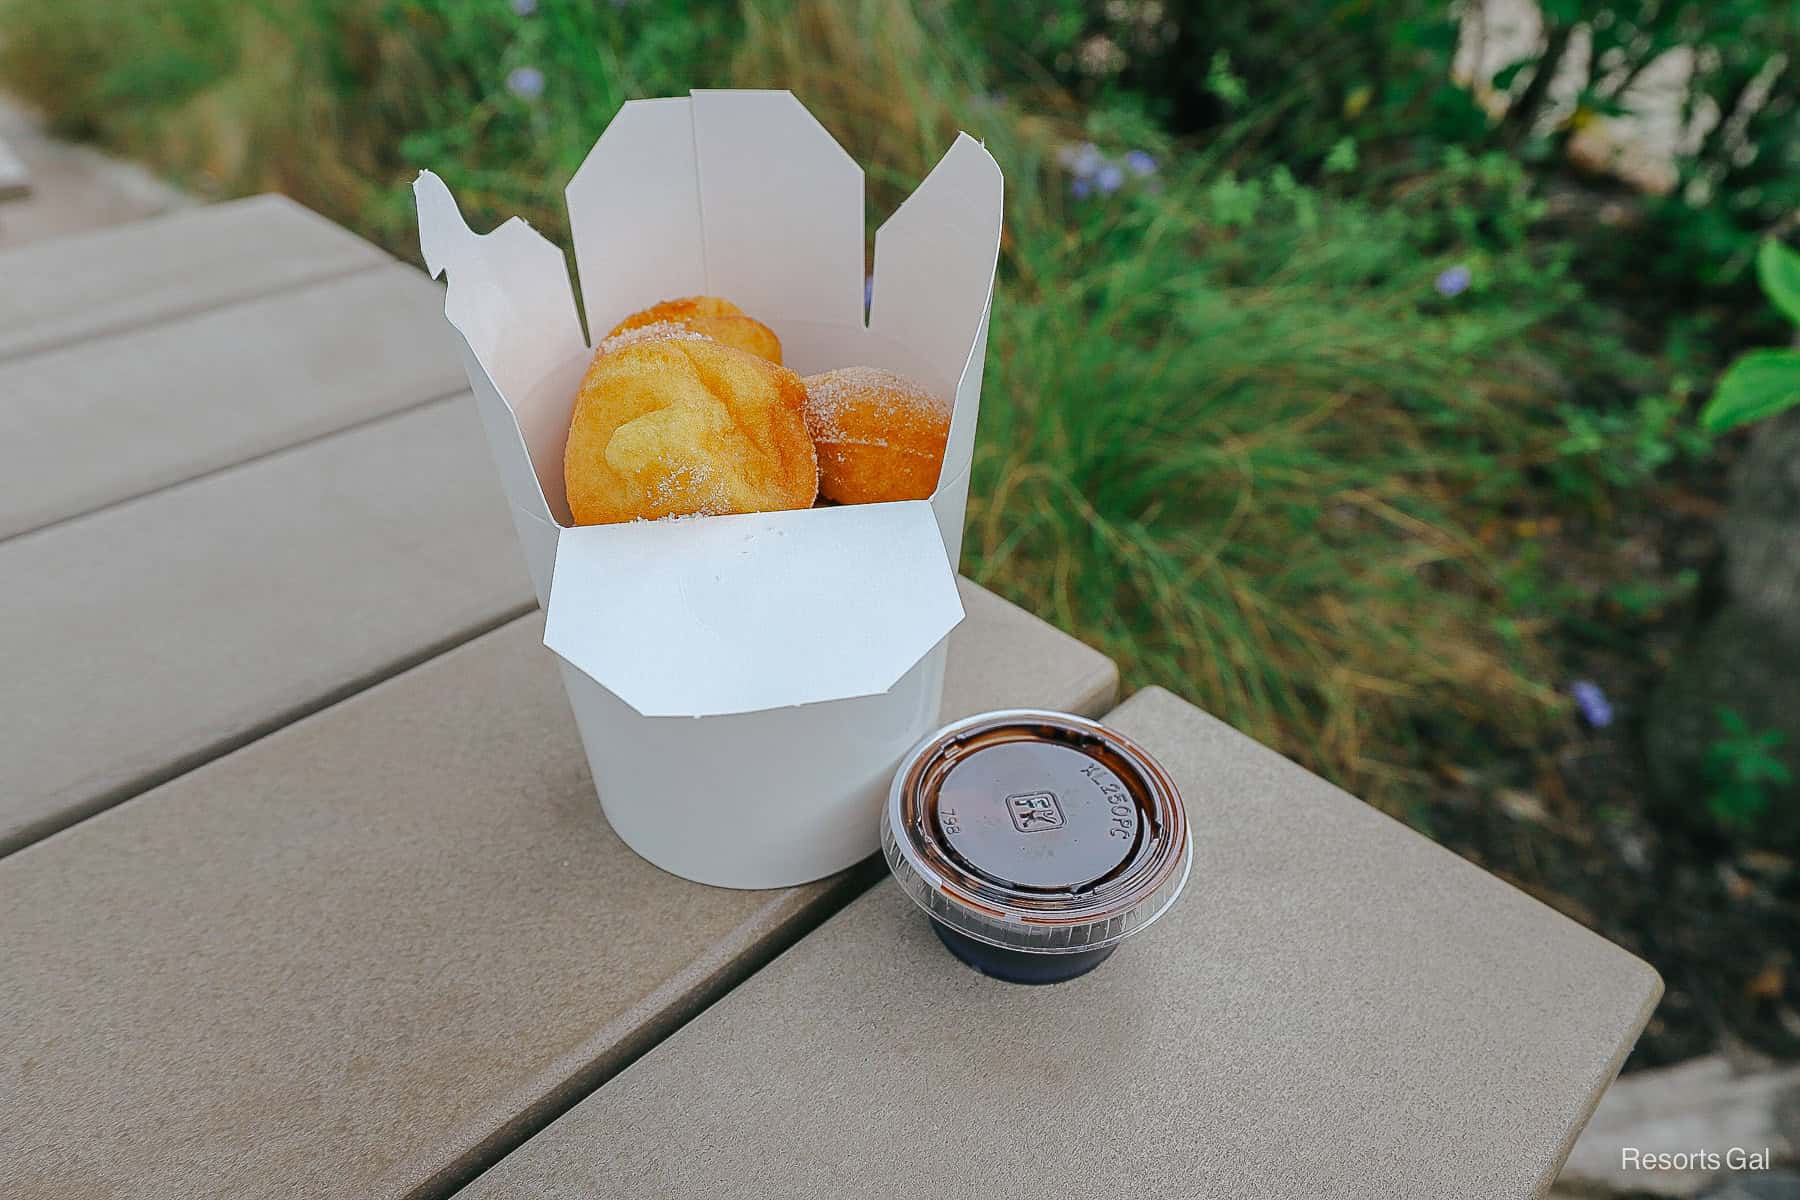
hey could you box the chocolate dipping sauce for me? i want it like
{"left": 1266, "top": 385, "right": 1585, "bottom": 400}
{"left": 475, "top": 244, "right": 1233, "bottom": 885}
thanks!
{"left": 881, "top": 709, "right": 1192, "bottom": 984}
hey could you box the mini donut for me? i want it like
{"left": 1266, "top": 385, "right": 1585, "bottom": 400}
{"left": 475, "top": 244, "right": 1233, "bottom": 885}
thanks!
{"left": 606, "top": 296, "right": 782, "bottom": 364}
{"left": 565, "top": 333, "right": 817, "bottom": 525}
{"left": 801, "top": 367, "right": 951, "bottom": 505}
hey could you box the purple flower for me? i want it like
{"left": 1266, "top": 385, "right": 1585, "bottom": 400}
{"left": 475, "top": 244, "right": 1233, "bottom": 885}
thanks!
{"left": 511, "top": 0, "right": 536, "bottom": 14}
{"left": 1071, "top": 178, "right": 1092, "bottom": 199}
{"left": 506, "top": 66, "right": 545, "bottom": 100}
{"left": 1125, "top": 149, "right": 1157, "bottom": 177}
{"left": 1571, "top": 681, "right": 1614, "bottom": 729}
{"left": 1435, "top": 264, "right": 1472, "bottom": 297}
{"left": 863, "top": 273, "right": 874, "bottom": 314}
{"left": 1058, "top": 141, "right": 1104, "bottom": 180}
{"left": 1096, "top": 163, "right": 1124, "bottom": 194}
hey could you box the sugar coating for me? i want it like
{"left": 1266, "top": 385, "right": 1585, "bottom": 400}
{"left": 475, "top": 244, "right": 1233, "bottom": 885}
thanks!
{"left": 596, "top": 321, "right": 710, "bottom": 356}
{"left": 566, "top": 333, "right": 817, "bottom": 525}
{"left": 644, "top": 460, "right": 731, "bottom": 519}
{"left": 803, "top": 366, "right": 948, "bottom": 451}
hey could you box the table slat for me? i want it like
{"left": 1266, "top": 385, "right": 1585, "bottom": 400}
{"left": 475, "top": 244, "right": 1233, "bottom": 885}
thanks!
{"left": 459, "top": 685, "right": 1661, "bottom": 1200}
{"left": 0, "top": 263, "right": 466, "bottom": 539}
{"left": 0, "top": 397, "right": 533, "bottom": 855}
{"left": 1, "top": 583, "right": 1115, "bottom": 1199}
{"left": 0, "top": 193, "right": 385, "bottom": 361}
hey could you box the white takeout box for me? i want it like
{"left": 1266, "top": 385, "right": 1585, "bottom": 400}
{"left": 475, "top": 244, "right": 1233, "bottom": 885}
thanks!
{"left": 413, "top": 90, "right": 1003, "bottom": 888}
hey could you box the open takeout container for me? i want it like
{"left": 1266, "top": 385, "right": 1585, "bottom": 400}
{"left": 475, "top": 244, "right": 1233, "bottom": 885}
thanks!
{"left": 413, "top": 90, "right": 1003, "bottom": 888}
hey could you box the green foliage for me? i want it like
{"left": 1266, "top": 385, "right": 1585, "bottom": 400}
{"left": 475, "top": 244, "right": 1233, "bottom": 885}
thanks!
{"left": 1701, "top": 241, "right": 1800, "bottom": 434}
{"left": 1322, "top": 136, "right": 1358, "bottom": 176}
{"left": 385, "top": 0, "right": 732, "bottom": 161}
{"left": 94, "top": 6, "right": 236, "bottom": 107}
{"left": 968, "top": 140, "right": 1654, "bottom": 787}
{"left": 362, "top": 0, "right": 740, "bottom": 245}
{"left": 1203, "top": 51, "right": 1247, "bottom": 111}
{"left": 950, "top": 0, "right": 1797, "bottom": 312}
{"left": 1381, "top": 147, "right": 1550, "bottom": 266}
{"left": 1703, "top": 350, "right": 1800, "bottom": 434}
{"left": 1757, "top": 235, "right": 1800, "bottom": 327}
{"left": 1554, "top": 387, "right": 1712, "bottom": 496}
{"left": 1606, "top": 569, "right": 1698, "bottom": 620}
{"left": 0, "top": 0, "right": 239, "bottom": 134}
{"left": 1703, "top": 708, "right": 1792, "bottom": 833}
{"left": 1640, "top": 8, "right": 1799, "bottom": 294}
{"left": 1484, "top": 2, "right": 1799, "bottom": 296}
{"left": 949, "top": 0, "right": 1470, "bottom": 174}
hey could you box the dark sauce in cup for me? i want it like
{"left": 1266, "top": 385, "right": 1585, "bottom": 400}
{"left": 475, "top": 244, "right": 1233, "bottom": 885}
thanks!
{"left": 882, "top": 709, "right": 1191, "bottom": 984}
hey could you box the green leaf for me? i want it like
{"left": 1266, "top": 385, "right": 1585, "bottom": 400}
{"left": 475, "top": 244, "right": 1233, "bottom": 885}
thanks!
{"left": 1758, "top": 238, "right": 1800, "bottom": 327}
{"left": 1489, "top": 59, "right": 1532, "bottom": 92}
{"left": 1700, "top": 349, "right": 1800, "bottom": 433}
{"left": 1323, "top": 136, "right": 1358, "bottom": 175}
{"left": 1205, "top": 50, "right": 1247, "bottom": 109}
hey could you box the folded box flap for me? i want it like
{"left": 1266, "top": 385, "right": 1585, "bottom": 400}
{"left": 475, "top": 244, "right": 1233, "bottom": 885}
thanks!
{"left": 544, "top": 501, "right": 964, "bottom": 717}
{"left": 869, "top": 132, "right": 1004, "bottom": 486}
{"left": 415, "top": 170, "right": 586, "bottom": 527}
{"left": 566, "top": 97, "right": 709, "bottom": 340}
{"left": 689, "top": 89, "right": 864, "bottom": 328}
{"left": 567, "top": 91, "right": 865, "bottom": 338}
{"left": 415, "top": 170, "right": 585, "bottom": 405}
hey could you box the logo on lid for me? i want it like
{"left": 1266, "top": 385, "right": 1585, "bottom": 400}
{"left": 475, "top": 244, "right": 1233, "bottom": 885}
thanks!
{"left": 1006, "top": 791, "right": 1065, "bottom": 833}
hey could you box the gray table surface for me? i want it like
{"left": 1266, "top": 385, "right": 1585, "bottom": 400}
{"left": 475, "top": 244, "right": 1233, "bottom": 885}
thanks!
{"left": 0, "top": 261, "right": 466, "bottom": 538}
{"left": 0, "top": 397, "right": 533, "bottom": 855}
{"left": 2, "top": 585, "right": 1116, "bottom": 1200}
{"left": 0, "top": 193, "right": 381, "bottom": 361}
{"left": 0, "top": 197, "right": 532, "bottom": 853}
{"left": 460, "top": 686, "right": 1662, "bottom": 1200}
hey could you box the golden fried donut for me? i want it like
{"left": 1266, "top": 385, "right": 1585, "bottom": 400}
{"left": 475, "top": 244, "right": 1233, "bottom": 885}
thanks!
{"left": 565, "top": 334, "right": 817, "bottom": 525}
{"left": 802, "top": 367, "right": 951, "bottom": 505}
{"left": 606, "top": 295, "right": 782, "bottom": 364}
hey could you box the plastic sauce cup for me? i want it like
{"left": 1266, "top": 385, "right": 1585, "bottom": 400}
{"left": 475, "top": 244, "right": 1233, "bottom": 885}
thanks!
{"left": 882, "top": 709, "right": 1192, "bottom": 984}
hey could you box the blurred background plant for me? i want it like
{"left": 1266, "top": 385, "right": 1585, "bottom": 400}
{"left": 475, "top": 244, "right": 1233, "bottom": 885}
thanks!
{"left": 4, "top": 0, "right": 1797, "bottom": 1065}
{"left": 1703, "top": 707, "right": 1791, "bottom": 832}
{"left": 1701, "top": 238, "right": 1800, "bottom": 433}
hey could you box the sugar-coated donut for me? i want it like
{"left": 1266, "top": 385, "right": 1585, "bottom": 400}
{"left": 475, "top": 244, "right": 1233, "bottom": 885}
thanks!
{"left": 565, "top": 333, "right": 817, "bottom": 525}
{"left": 606, "top": 296, "right": 782, "bottom": 364}
{"left": 801, "top": 367, "right": 951, "bottom": 505}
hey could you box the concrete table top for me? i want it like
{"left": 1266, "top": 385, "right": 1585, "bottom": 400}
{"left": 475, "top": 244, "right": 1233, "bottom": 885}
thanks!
{"left": 0, "top": 193, "right": 381, "bottom": 361}
{"left": 462, "top": 686, "right": 1662, "bottom": 1200}
{"left": 0, "top": 397, "right": 533, "bottom": 855}
{"left": 1, "top": 583, "right": 1115, "bottom": 1200}
{"left": 0, "top": 263, "right": 466, "bottom": 538}
{"left": 0, "top": 193, "right": 526, "bottom": 848}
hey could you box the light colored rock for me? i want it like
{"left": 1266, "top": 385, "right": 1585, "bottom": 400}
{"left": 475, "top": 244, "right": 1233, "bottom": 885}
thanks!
{"left": 0, "top": 130, "right": 27, "bottom": 200}
{"left": 1558, "top": 1055, "right": 1800, "bottom": 1197}
{"left": 1701, "top": 1170, "right": 1800, "bottom": 1199}
{"left": 1454, "top": 0, "right": 1704, "bottom": 194}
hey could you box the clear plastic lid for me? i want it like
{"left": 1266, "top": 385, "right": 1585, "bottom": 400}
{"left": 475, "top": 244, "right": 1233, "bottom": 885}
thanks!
{"left": 882, "top": 709, "right": 1192, "bottom": 955}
